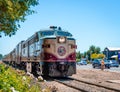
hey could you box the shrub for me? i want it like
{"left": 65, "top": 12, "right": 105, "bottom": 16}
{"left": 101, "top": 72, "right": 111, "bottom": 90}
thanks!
{"left": 0, "top": 64, "right": 42, "bottom": 92}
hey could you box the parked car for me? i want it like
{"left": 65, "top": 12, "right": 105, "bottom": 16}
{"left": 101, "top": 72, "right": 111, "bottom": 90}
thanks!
{"left": 92, "top": 59, "right": 110, "bottom": 69}
{"left": 109, "top": 60, "right": 119, "bottom": 67}
{"left": 77, "top": 60, "right": 87, "bottom": 65}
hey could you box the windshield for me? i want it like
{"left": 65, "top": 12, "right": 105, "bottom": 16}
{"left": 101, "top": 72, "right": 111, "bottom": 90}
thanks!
{"left": 40, "top": 31, "right": 54, "bottom": 36}
{"left": 57, "top": 31, "right": 72, "bottom": 37}
{"left": 38, "top": 30, "right": 73, "bottom": 38}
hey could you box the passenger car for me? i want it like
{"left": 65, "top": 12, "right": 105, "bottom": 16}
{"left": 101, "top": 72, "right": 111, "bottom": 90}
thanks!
{"left": 109, "top": 60, "right": 119, "bottom": 67}
{"left": 92, "top": 59, "right": 110, "bottom": 69}
{"left": 77, "top": 60, "right": 87, "bottom": 65}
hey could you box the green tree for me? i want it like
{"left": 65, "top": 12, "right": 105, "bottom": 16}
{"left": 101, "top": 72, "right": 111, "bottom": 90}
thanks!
{"left": 95, "top": 47, "right": 101, "bottom": 54}
{"left": 0, "top": 0, "right": 39, "bottom": 37}
{"left": 86, "top": 45, "right": 101, "bottom": 60}
{"left": 89, "top": 45, "right": 101, "bottom": 54}
{"left": 89, "top": 45, "right": 95, "bottom": 53}
{"left": 86, "top": 50, "right": 91, "bottom": 60}
{"left": 76, "top": 51, "right": 81, "bottom": 59}
{"left": 0, "top": 54, "right": 3, "bottom": 60}
{"left": 83, "top": 52, "right": 87, "bottom": 58}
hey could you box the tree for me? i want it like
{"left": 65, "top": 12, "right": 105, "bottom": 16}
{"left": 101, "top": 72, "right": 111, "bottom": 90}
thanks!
{"left": 91, "top": 53, "right": 98, "bottom": 59}
{"left": 95, "top": 47, "right": 101, "bottom": 54}
{"left": 76, "top": 51, "right": 81, "bottom": 59}
{"left": 83, "top": 52, "right": 87, "bottom": 58}
{"left": 0, "top": 54, "right": 3, "bottom": 60}
{"left": 86, "top": 45, "right": 101, "bottom": 60}
{"left": 89, "top": 45, "right": 95, "bottom": 53}
{"left": 97, "top": 54, "right": 105, "bottom": 59}
{"left": 91, "top": 53, "right": 105, "bottom": 59}
{"left": 0, "top": 0, "right": 39, "bottom": 37}
{"left": 86, "top": 50, "right": 91, "bottom": 60}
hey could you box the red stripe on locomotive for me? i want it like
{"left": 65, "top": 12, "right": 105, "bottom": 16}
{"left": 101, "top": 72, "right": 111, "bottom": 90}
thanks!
{"left": 43, "top": 52, "right": 76, "bottom": 62}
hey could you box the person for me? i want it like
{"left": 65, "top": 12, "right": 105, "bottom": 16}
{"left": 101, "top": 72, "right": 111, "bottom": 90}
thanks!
{"left": 101, "top": 59, "right": 105, "bottom": 70}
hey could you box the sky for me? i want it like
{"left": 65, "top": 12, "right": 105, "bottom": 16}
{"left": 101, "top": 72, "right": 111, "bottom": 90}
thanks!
{"left": 0, "top": 0, "right": 120, "bottom": 55}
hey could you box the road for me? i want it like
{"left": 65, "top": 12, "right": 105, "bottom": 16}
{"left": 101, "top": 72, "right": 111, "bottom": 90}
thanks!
{"left": 77, "top": 64, "right": 120, "bottom": 73}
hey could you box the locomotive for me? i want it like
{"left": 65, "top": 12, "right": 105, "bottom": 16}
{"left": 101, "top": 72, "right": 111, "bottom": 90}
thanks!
{"left": 3, "top": 26, "right": 77, "bottom": 77}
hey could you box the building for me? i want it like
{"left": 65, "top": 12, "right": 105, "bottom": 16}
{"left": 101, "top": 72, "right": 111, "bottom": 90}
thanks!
{"left": 103, "top": 47, "right": 120, "bottom": 60}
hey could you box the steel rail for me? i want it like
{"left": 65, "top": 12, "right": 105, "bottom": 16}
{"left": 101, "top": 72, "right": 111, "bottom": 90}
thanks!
{"left": 68, "top": 77, "right": 120, "bottom": 92}
{"left": 54, "top": 79, "right": 88, "bottom": 92}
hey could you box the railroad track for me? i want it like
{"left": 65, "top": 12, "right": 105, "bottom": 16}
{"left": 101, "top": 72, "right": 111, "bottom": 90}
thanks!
{"left": 52, "top": 77, "right": 120, "bottom": 92}
{"left": 54, "top": 78, "right": 87, "bottom": 92}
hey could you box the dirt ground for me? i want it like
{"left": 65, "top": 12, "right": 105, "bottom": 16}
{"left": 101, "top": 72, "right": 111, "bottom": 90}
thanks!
{"left": 73, "top": 69, "right": 120, "bottom": 82}
{"left": 42, "top": 69, "right": 120, "bottom": 92}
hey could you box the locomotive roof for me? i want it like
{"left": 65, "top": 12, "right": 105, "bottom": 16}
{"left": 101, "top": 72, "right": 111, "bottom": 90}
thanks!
{"left": 23, "top": 28, "right": 74, "bottom": 43}
{"left": 38, "top": 29, "right": 73, "bottom": 38}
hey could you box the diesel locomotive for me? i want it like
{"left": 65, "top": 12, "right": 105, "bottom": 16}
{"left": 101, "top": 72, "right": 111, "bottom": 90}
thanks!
{"left": 3, "top": 26, "right": 77, "bottom": 77}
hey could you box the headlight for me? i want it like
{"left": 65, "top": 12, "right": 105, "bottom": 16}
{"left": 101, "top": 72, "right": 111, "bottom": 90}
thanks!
{"left": 58, "top": 37, "right": 66, "bottom": 43}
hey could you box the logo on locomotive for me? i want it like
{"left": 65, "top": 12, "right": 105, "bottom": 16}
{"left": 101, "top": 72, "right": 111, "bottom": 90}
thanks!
{"left": 58, "top": 46, "right": 66, "bottom": 56}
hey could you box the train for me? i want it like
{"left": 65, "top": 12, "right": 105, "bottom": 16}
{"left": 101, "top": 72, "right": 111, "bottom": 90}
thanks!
{"left": 3, "top": 26, "right": 77, "bottom": 77}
